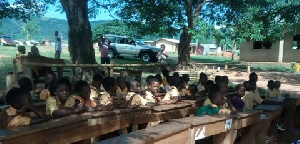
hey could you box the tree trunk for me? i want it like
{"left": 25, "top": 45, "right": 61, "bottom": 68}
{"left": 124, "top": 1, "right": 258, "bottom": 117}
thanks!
{"left": 60, "top": 0, "right": 97, "bottom": 82}
{"left": 178, "top": 26, "right": 192, "bottom": 69}
{"left": 231, "top": 39, "right": 236, "bottom": 62}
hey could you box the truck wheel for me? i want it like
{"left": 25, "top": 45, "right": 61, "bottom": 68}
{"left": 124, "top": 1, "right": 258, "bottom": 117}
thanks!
{"left": 108, "top": 49, "right": 115, "bottom": 59}
{"left": 141, "top": 52, "right": 151, "bottom": 62}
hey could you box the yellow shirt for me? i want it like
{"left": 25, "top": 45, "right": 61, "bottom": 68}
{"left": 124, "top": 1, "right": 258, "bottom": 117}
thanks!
{"left": 73, "top": 96, "right": 97, "bottom": 107}
{"left": 90, "top": 86, "right": 101, "bottom": 102}
{"left": 242, "top": 91, "right": 263, "bottom": 110}
{"left": 203, "top": 98, "right": 229, "bottom": 109}
{"left": 162, "top": 86, "right": 180, "bottom": 101}
{"left": 274, "top": 89, "right": 281, "bottom": 97}
{"left": 46, "top": 96, "right": 75, "bottom": 115}
{"left": 0, "top": 107, "right": 31, "bottom": 129}
{"left": 145, "top": 91, "right": 156, "bottom": 103}
{"left": 40, "top": 89, "right": 51, "bottom": 100}
{"left": 264, "top": 89, "right": 276, "bottom": 99}
{"left": 99, "top": 91, "right": 113, "bottom": 105}
{"left": 116, "top": 86, "right": 128, "bottom": 94}
{"left": 130, "top": 94, "right": 147, "bottom": 106}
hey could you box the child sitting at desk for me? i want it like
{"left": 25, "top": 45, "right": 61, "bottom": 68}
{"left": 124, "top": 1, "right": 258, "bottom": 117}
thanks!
{"left": 242, "top": 81, "right": 263, "bottom": 110}
{"left": 264, "top": 80, "right": 276, "bottom": 99}
{"left": 126, "top": 80, "right": 149, "bottom": 106}
{"left": 196, "top": 86, "right": 236, "bottom": 116}
{"left": 46, "top": 78, "right": 84, "bottom": 117}
{"left": 99, "top": 77, "right": 116, "bottom": 106}
{"left": 145, "top": 78, "right": 161, "bottom": 103}
{"left": 161, "top": 76, "right": 184, "bottom": 104}
{"left": 231, "top": 84, "right": 246, "bottom": 111}
{"left": 274, "top": 81, "right": 281, "bottom": 97}
{"left": 195, "top": 73, "right": 207, "bottom": 96}
{"left": 74, "top": 80, "right": 113, "bottom": 111}
{"left": 249, "top": 72, "right": 260, "bottom": 96}
{"left": 90, "top": 74, "right": 104, "bottom": 102}
{"left": 161, "top": 68, "right": 169, "bottom": 88}
{"left": 18, "top": 77, "right": 34, "bottom": 93}
{"left": 40, "top": 71, "right": 56, "bottom": 100}
{"left": 116, "top": 76, "right": 128, "bottom": 94}
{"left": 0, "top": 88, "right": 48, "bottom": 129}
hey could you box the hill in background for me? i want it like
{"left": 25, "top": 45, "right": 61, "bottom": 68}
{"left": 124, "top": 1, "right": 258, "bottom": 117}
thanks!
{"left": 0, "top": 17, "right": 108, "bottom": 41}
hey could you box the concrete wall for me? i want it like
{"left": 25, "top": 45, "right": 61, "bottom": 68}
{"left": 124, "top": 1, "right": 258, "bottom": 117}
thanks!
{"left": 282, "top": 33, "right": 300, "bottom": 62}
{"left": 155, "top": 39, "right": 178, "bottom": 52}
{"left": 240, "top": 41, "right": 280, "bottom": 62}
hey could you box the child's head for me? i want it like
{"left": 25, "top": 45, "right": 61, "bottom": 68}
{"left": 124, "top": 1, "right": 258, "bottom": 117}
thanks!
{"left": 170, "top": 76, "right": 184, "bottom": 90}
{"left": 173, "top": 72, "right": 180, "bottom": 77}
{"left": 49, "top": 78, "right": 71, "bottom": 102}
{"left": 162, "top": 69, "right": 169, "bottom": 77}
{"left": 215, "top": 75, "right": 222, "bottom": 85}
{"left": 127, "top": 80, "right": 141, "bottom": 94}
{"left": 208, "top": 88, "right": 222, "bottom": 106}
{"left": 235, "top": 84, "right": 246, "bottom": 97}
{"left": 6, "top": 88, "right": 31, "bottom": 110}
{"left": 267, "top": 80, "right": 275, "bottom": 90}
{"left": 75, "top": 80, "right": 91, "bottom": 100}
{"left": 18, "top": 77, "right": 33, "bottom": 92}
{"left": 31, "top": 46, "right": 39, "bottom": 56}
{"left": 147, "top": 78, "right": 160, "bottom": 94}
{"left": 218, "top": 81, "right": 228, "bottom": 94}
{"left": 45, "top": 71, "right": 57, "bottom": 87}
{"left": 146, "top": 75, "right": 155, "bottom": 84}
{"left": 249, "top": 72, "right": 258, "bottom": 82}
{"left": 200, "top": 72, "right": 208, "bottom": 85}
{"left": 17, "top": 46, "right": 26, "bottom": 54}
{"left": 188, "top": 84, "right": 198, "bottom": 95}
{"left": 222, "top": 76, "right": 229, "bottom": 84}
{"left": 243, "top": 81, "right": 256, "bottom": 92}
{"left": 154, "top": 74, "right": 163, "bottom": 84}
{"left": 135, "top": 76, "right": 141, "bottom": 83}
{"left": 205, "top": 80, "right": 215, "bottom": 92}
{"left": 160, "top": 44, "right": 166, "bottom": 51}
{"left": 116, "top": 76, "right": 126, "bottom": 89}
{"left": 92, "top": 74, "right": 103, "bottom": 89}
{"left": 182, "top": 74, "right": 190, "bottom": 84}
{"left": 274, "top": 81, "right": 281, "bottom": 89}
{"left": 102, "top": 77, "right": 117, "bottom": 94}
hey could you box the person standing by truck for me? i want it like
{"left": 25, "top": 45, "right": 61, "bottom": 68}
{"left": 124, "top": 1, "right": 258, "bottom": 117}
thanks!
{"left": 157, "top": 44, "right": 168, "bottom": 64}
{"left": 54, "top": 31, "right": 62, "bottom": 59}
{"left": 98, "top": 36, "right": 110, "bottom": 64}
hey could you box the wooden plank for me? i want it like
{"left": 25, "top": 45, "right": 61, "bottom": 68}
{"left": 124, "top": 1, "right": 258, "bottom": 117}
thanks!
{"left": 236, "top": 110, "right": 261, "bottom": 129}
{"left": 98, "top": 122, "right": 191, "bottom": 144}
{"left": 151, "top": 103, "right": 191, "bottom": 112}
{"left": 262, "top": 97, "right": 285, "bottom": 105}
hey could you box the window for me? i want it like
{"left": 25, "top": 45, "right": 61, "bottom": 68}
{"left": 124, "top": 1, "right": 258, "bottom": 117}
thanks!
{"left": 292, "top": 34, "right": 300, "bottom": 49}
{"left": 253, "top": 41, "right": 272, "bottom": 49}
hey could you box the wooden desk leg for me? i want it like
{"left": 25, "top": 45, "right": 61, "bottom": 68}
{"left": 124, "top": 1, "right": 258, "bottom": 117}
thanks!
{"left": 268, "top": 115, "right": 280, "bottom": 138}
{"left": 132, "top": 124, "right": 138, "bottom": 132}
{"left": 294, "top": 106, "right": 300, "bottom": 126}
{"left": 240, "top": 123, "right": 258, "bottom": 144}
{"left": 283, "top": 99, "right": 296, "bottom": 130}
{"left": 121, "top": 128, "right": 127, "bottom": 135}
{"left": 213, "top": 129, "right": 237, "bottom": 144}
{"left": 255, "top": 117, "right": 271, "bottom": 144}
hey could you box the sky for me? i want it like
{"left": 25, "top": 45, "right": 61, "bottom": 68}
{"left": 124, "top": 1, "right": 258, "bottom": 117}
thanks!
{"left": 8, "top": 0, "right": 115, "bottom": 21}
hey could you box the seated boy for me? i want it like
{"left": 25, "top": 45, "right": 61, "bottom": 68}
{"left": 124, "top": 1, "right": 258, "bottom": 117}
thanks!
{"left": 0, "top": 88, "right": 48, "bottom": 129}
{"left": 242, "top": 81, "right": 263, "bottom": 110}
{"left": 116, "top": 76, "right": 128, "bottom": 94}
{"left": 40, "top": 71, "right": 56, "bottom": 100}
{"left": 161, "top": 76, "right": 184, "bottom": 104}
{"left": 90, "top": 74, "right": 104, "bottom": 101}
{"left": 145, "top": 78, "right": 161, "bottom": 103}
{"left": 274, "top": 81, "right": 281, "bottom": 97}
{"left": 188, "top": 84, "right": 198, "bottom": 100}
{"left": 18, "top": 77, "right": 34, "bottom": 93}
{"left": 126, "top": 80, "right": 148, "bottom": 106}
{"left": 46, "top": 78, "right": 85, "bottom": 117}
{"left": 196, "top": 73, "right": 208, "bottom": 96}
{"left": 74, "top": 80, "right": 113, "bottom": 111}
{"left": 99, "top": 77, "right": 116, "bottom": 106}
{"left": 196, "top": 87, "right": 236, "bottom": 116}
{"left": 231, "top": 84, "right": 246, "bottom": 111}
{"left": 264, "top": 80, "right": 276, "bottom": 99}
{"left": 14, "top": 46, "right": 26, "bottom": 73}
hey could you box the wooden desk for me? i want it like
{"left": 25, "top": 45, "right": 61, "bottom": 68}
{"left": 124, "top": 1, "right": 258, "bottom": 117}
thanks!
{"left": 262, "top": 97, "right": 285, "bottom": 105}
{"left": 0, "top": 115, "right": 90, "bottom": 144}
{"left": 171, "top": 115, "right": 236, "bottom": 144}
{"left": 254, "top": 105, "right": 283, "bottom": 144}
{"left": 98, "top": 122, "right": 191, "bottom": 144}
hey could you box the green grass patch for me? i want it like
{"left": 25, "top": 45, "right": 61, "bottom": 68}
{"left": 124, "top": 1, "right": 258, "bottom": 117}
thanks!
{"left": 191, "top": 55, "right": 232, "bottom": 64}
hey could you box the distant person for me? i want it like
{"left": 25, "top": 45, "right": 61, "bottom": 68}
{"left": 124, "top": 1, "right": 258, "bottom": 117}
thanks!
{"left": 156, "top": 44, "right": 168, "bottom": 64}
{"left": 98, "top": 36, "right": 110, "bottom": 64}
{"left": 54, "top": 31, "right": 62, "bottom": 59}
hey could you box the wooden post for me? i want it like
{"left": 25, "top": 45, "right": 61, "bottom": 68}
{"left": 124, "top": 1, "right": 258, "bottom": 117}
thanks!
{"left": 247, "top": 66, "right": 251, "bottom": 73}
{"left": 278, "top": 39, "right": 284, "bottom": 63}
{"left": 108, "top": 61, "right": 114, "bottom": 77}
{"left": 224, "top": 64, "right": 228, "bottom": 71}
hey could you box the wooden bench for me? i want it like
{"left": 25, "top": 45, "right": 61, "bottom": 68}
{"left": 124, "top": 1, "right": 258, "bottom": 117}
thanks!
{"left": 98, "top": 122, "right": 191, "bottom": 144}
{"left": 254, "top": 104, "right": 283, "bottom": 144}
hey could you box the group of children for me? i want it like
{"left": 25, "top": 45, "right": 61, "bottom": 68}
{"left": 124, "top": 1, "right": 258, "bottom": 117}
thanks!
{"left": 0, "top": 68, "right": 283, "bottom": 129}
